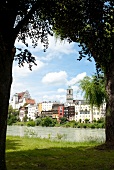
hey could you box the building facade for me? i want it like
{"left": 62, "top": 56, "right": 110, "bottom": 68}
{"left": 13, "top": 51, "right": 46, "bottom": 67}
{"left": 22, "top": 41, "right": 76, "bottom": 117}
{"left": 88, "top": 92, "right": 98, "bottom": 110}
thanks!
{"left": 10, "top": 90, "right": 35, "bottom": 109}
{"left": 74, "top": 100, "right": 106, "bottom": 122}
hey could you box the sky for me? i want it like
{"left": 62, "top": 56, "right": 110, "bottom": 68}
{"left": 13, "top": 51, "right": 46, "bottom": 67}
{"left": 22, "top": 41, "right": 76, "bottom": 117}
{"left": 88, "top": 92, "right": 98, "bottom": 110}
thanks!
{"left": 11, "top": 35, "right": 96, "bottom": 103}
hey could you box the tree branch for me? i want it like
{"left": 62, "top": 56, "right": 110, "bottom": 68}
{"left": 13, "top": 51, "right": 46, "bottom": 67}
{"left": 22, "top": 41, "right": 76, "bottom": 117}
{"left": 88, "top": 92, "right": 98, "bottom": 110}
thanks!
{"left": 14, "top": 1, "right": 41, "bottom": 37}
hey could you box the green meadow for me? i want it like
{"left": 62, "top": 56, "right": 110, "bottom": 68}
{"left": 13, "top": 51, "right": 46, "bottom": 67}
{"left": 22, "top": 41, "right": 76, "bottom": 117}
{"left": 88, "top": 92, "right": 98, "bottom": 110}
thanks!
{"left": 6, "top": 136, "right": 114, "bottom": 170}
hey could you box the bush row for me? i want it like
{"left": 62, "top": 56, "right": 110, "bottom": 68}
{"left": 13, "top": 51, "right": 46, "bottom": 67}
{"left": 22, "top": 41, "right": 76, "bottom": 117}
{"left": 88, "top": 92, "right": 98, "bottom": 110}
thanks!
{"left": 14, "top": 117, "right": 105, "bottom": 129}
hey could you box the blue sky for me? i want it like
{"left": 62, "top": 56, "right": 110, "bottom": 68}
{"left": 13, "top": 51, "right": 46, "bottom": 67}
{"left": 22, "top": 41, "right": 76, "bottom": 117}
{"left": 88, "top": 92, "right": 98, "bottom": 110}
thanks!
{"left": 11, "top": 35, "right": 96, "bottom": 103}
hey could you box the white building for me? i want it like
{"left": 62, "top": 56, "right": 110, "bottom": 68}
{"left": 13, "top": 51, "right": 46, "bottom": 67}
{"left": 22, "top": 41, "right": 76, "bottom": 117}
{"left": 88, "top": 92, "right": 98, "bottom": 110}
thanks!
{"left": 42, "top": 101, "right": 53, "bottom": 111}
{"left": 19, "top": 104, "right": 38, "bottom": 121}
{"left": 10, "top": 90, "right": 35, "bottom": 109}
{"left": 27, "top": 104, "right": 38, "bottom": 120}
{"left": 74, "top": 100, "right": 106, "bottom": 122}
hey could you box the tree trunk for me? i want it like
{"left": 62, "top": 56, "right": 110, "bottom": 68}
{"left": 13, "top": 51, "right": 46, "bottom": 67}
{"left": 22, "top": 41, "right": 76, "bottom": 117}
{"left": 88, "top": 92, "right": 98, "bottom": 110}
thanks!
{"left": 0, "top": 43, "right": 14, "bottom": 170}
{"left": 105, "top": 60, "right": 114, "bottom": 146}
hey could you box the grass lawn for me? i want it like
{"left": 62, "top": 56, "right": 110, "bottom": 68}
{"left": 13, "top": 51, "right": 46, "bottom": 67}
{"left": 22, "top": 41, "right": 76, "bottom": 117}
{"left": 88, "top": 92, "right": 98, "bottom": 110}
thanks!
{"left": 6, "top": 136, "right": 114, "bottom": 170}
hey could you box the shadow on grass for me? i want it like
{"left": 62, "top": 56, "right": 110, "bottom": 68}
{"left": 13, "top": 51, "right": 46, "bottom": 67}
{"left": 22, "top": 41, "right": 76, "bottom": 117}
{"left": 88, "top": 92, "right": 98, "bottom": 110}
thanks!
{"left": 6, "top": 144, "right": 114, "bottom": 170}
{"left": 6, "top": 137, "right": 23, "bottom": 151}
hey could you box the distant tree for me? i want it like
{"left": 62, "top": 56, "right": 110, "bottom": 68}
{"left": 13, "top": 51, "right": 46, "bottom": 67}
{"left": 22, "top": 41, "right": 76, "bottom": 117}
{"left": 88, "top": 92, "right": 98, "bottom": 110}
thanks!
{"left": 7, "top": 114, "right": 17, "bottom": 125}
{"left": 79, "top": 75, "right": 106, "bottom": 121}
{"left": 23, "top": 110, "right": 28, "bottom": 122}
{"left": 8, "top": 105, "right": 13, "bottom": 115}
{"left": 7, "top": 105, "right": 19, "bottom": 125}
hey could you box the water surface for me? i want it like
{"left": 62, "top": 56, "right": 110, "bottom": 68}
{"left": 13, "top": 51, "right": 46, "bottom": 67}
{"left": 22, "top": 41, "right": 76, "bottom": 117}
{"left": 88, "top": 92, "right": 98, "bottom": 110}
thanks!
{"left": 7, "top": 125, "right": 105, "bottom": 142}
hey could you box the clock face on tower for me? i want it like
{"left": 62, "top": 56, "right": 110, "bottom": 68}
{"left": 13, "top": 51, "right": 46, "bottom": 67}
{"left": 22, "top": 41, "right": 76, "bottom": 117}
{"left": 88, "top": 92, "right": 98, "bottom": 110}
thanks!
{"left": 67, "top": 95, "right": 73, "bottom": 99}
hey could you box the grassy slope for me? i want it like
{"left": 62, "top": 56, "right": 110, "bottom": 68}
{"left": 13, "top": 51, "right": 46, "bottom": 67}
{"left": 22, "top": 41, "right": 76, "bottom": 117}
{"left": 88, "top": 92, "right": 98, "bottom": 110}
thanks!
{"left": 6, "top": 136, "right": 114, "bottom": 170}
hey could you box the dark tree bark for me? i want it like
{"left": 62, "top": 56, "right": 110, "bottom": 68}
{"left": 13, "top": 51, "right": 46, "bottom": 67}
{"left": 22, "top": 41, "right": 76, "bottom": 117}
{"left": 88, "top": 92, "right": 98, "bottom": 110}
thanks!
{"left": 105, "top": 59, "right": 114, "bottom": 146}
{"left": 0, "top": 36, "right": 15, "bottom": 169}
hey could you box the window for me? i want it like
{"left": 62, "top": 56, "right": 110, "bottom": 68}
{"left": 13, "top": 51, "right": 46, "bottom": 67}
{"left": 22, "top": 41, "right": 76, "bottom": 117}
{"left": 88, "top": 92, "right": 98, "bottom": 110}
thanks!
{"left": 69, "top": 90, "right": 71, "bottom": 94}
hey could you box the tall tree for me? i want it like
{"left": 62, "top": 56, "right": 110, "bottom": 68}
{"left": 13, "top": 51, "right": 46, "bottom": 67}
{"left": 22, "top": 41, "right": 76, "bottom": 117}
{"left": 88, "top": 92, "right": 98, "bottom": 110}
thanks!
{"left": 0, "top": 1, "right": 55, "bottom": 169}
{"left": 45, "top": 0, "right": 114, "bottom": 146}
{"left": 79, "top": 75, "right": 106, "bottom": 121}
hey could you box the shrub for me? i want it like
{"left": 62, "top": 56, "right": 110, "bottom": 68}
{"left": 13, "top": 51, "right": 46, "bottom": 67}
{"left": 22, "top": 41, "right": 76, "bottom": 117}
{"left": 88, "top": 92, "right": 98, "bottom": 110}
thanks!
{"left": 26, "top": 120, "right": 35, "bottom": 127}
{"left": 41, "top": 117, "right": 56, "bottom": 127}
{"left": 83, "top": 124, "right": 87, "bottom": 128}
{"left": 60, "top": 117, "right": 67, "bottom": 124}
{"left": 85, "top": 119, "right": 90, "bottom": 123}
{"left": 77, "top": 123, "right": 84, "bottom": 128}
{"left": 89, "top": 124, "right": 96, "bottom": 129}
{"left": 35, "top": 118, "right": 42, "bottom": 126}
{"left": 64, "top": 122, "right": 70, "bottom": 127}
{"left": 96, "top": 123, "right": 105, "bottom": 128}
{"left": 97, "top": 117, "right": 105, "bottom": 123}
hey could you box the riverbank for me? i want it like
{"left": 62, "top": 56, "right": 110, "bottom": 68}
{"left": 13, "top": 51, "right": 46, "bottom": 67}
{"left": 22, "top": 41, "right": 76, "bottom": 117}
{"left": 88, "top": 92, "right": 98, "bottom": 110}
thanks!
{"left": 6, "top": 136, "right": 114, "bottom": 170}
{"left": 12, "top": 117, "right": 105, "bottom": 129}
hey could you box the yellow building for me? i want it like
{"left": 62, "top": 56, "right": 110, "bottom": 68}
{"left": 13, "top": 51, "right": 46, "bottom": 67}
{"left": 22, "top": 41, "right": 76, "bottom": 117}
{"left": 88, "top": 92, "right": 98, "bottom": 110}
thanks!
{"left": 38, "top": 103, "right": 42, "bottom": 114}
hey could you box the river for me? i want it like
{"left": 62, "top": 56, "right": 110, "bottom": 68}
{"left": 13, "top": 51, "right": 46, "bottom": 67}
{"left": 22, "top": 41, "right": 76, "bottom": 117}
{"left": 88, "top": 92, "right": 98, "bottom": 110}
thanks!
{"left": 7, "top": 126, "right": 105, "bottom": 142}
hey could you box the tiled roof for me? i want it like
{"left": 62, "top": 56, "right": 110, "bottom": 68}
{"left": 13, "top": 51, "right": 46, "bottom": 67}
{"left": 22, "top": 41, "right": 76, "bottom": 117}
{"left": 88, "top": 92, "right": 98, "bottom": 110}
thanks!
{"left": 26, "top": 99, "right": 35, "bottom": 104}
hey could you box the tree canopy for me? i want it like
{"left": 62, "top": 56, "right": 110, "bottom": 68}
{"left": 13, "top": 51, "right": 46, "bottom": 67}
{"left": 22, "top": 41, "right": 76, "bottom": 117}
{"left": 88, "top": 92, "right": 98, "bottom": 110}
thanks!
{"left": 48, "top": 0, "right": 114, "bottom": 72}
{"left": 0, "top": 0, "right": 54, "bottom": 69}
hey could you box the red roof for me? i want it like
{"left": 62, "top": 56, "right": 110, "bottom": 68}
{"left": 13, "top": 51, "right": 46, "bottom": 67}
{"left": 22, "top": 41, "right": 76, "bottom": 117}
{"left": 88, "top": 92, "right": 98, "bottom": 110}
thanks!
{"left": 25, "top": 99, "right": 35, "bottom": 104}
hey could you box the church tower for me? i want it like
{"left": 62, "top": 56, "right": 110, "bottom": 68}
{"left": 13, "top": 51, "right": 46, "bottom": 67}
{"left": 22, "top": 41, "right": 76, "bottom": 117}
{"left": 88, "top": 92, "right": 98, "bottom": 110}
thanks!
{"left": 66, "top": 86, "right": 73, "bottom": 103}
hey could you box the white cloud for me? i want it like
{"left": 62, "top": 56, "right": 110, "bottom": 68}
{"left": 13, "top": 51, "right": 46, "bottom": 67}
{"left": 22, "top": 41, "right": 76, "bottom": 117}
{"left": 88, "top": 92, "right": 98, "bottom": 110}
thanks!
{"left": 68, "top": 72, "right": 86, "bottom": 86}
{"left": 42, "top": 71, "right": 67, "bottom": 85}
{"left": 42, "top": 95, "right": 49, "bottom": 100}
{"left": 13, "top": 59, "right": 45, "bottom": 78}
{"left": 57, "top": 88, "right": 66, "bottom": 93}
{"left": 48, "top": 36, "right": 77, "bottom": 54}
{"left": 10, "top": 58, "right": 46, "bottom": 100}
{"left": 41, "top": 52, "right": 60, "bottom": 61}
{"left": 41, "top": 36, "right": 78, "bottom": 61}
{"left": 72, "top": 85, "right": 80, "bottom": 92}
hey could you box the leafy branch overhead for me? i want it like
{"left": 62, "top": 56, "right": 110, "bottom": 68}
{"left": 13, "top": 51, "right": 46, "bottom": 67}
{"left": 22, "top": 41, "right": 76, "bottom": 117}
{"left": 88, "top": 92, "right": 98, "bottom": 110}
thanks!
{"left": 15, "top": 48, "right": 37, "bottom": 70}
{"left": 0, "top": 0, "right": 54, "bottom": 69}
